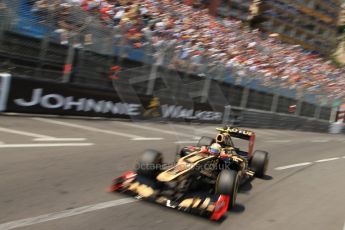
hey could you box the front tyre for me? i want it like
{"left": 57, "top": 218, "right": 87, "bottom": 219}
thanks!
{"left": 250, "top": 150, "right": 269, "bottom": 178}
{"left": 136, "top": 149, "right": 163, "bottom": 178}
{"left": 179, "top": 147, "right": 192, "bottom": 158}
{"left": 215, "top": 170, "right": 240, "bottom": 209}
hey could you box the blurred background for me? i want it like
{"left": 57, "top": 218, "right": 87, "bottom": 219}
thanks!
{"left": 0, "top": 0, "right": 344, "bottom": 131}
{"left": 2, "top": 2, "right": 345, "bottom": 229}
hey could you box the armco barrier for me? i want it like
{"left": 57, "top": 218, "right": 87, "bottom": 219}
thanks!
{"left": 238, "top": 110, "right": 330, "bottom": 133}
{"left": 0, "top": 75, "right": 336, "bottom": 133}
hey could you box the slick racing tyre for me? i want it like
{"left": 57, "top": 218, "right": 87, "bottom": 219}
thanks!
{"left": 215, "top": 169, "right": 240, "bottom": 209}
{"left": 197, "top": 136, "right": 214, "bottom": 147}
{"left": 136, "top": 149, "right": 163, "bottom": 178}
{"left": 250, "top": 150, "right": 269, "bottom": 178}
{"left": 179, "top": 147, "right": 192, "bottom": 158}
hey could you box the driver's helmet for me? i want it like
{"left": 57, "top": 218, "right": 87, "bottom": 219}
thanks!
{"left": 209, "top": 143, "right": 222, "bottom": 156}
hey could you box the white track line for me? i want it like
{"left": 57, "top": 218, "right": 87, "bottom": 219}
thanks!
{"left": 315, "top": 157, "right": 339, "bottom": 163}
{"left": 0, "top": 143, "right": 94, "bottom": 148}
{"left": 195, "top": 131, "right": 214, "bottom": 135}
{"left": 174, "top": 140, "right": 197, "bottom": 144}
{"left": 267, "top": 130, "right": 295, "bottom": 137}
{"left": 171, "top": 124, "right": 212, "bottom": 136}
{"left": 34, "top": 138, "right": 87, "bottom": 142}
{"left": 0, "top": 198, "right": 136, "bottom": 230}
{"left": 265, "top": 140, "right": 292, "bottom": 143}
{"left": 32, "top": 118, "right": 162, "bottom": 140}
{"left": 115, "top": 122, "right": 196, "bottom": 139}
{"left": 167, "top": 124, "right": 198, "bottom": 131}
{"left": 276, "top": 156, "right": 345, "bottom": 170}
{"left": 0, "top": 127, "right": 53, "bottom": 139}
{"left": 195, "top": 126, "right": 218, "bottom": 134}
{"left": 275, "top": 162, "right": 312, "bottom": 170}
{"left": 310, "top": 139, "right": 329, "bottom": 143}
{"left": 0, "top": 127, "right": 86, "bottom": 142}
{"left": 132, "top": 137, "right": 164, "bottom": 141}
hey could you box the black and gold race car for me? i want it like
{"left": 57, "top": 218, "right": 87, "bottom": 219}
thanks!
{"left": 109, "top": 127, "right": 269, "bottom": 221}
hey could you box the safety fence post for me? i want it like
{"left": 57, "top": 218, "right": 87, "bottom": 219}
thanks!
{"left": 295, "top": 99, "right": 303, "bottom": 116}
{"left": 62, "top": 41, "right": 76, "bottom": 83}
{"left": 240, "top": 87, "right": 250, "bottom": 109}
{"left": 294, "top": 87, "right": 304, "bottom": 116}
{"left": 314, "top": 105, "right": 321, "bottom": 119}
{"left": 330, "top": 107, "right": 339, "bottom": 123}
{"left": 35, "top": 36, "right": 50, "bottom": 79}
{"left": 270, "top": 93, "right": 279, "bottom": 113}
{"left": 201, "top": 77, "right": 212, "bottom": 103}
{"left": 146, "top": 64, "right": 158, "bottom": 96}
{"left": 222, "top": 105, "right": 232, "bottom": 125}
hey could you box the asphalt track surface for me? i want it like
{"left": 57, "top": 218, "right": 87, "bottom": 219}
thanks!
{"left": 0, "top": 114, "right": 345, "bottom": 230}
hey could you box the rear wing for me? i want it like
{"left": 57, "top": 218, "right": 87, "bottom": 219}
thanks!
{"left": 216, "top": 127, "right": 254, "bottom": 140}
{"left": 216, "top": 127, "right": 256, "bottom": 156}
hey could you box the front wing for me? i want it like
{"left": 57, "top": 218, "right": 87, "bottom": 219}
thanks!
{"left": 108, "top": 171, "right": 230, "bottom": 221}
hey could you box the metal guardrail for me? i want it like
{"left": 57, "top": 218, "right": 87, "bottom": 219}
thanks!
{"left": 0, "top": 74, "right": 334, "bottom": 134}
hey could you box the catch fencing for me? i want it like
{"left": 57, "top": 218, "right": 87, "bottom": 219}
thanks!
{"left": 0, "top": 1, "right": 342, "bottom": 133}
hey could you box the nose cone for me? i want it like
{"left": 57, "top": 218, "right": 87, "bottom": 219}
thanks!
{"left": 156, "top": 163, "right": 190, "bottom": 182}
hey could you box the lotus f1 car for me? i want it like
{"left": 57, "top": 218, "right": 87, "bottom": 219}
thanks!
{"left": 109, "top": 127, "right": 269, "bottom": 221}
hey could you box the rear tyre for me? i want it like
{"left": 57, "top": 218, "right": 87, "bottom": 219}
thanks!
{"left": 136, "top": 150, "right": 163, "bottom": 178}
{"left": 215, "top": 170, "right": 240, "bottom": 209}
{"left": 250, "top": 150, "right": 269, "bottom": 178}
{"left": 197, "top": 136, "right": 214, "bottom": 147}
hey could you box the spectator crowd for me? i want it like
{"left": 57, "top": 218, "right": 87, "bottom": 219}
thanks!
{"left": 29, "top": 0, "right": 345, "bottom": 99}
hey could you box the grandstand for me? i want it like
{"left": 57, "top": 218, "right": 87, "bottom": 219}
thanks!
{"left": 253, "top": 0, "right": 341, "bottom": 55}
{"left": 339, "top": 4, "right": 345, "bottom": 25}
{"left": 335, "top": 3, "right": 345, "bottom": 64}
{"left": 0, "top": 0, "right": 344, "bottom": 122}
{"left": 218, "top": 0, "right": 260, "bottom": 21}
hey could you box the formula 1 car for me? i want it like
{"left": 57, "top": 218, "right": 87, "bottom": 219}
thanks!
{"left": 109, "top": 127, "right": 269, "bottom": 221}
